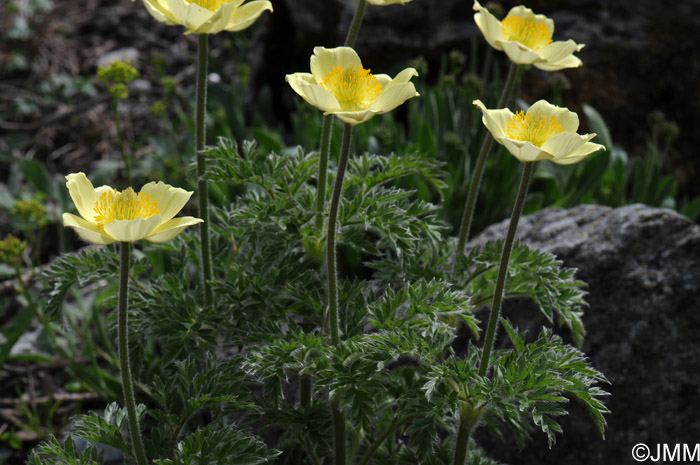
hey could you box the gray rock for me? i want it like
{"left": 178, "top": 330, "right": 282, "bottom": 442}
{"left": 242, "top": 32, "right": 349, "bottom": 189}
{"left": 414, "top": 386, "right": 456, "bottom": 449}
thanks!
{"left": 468, "top": 204, "right": 700, "bottom": 464}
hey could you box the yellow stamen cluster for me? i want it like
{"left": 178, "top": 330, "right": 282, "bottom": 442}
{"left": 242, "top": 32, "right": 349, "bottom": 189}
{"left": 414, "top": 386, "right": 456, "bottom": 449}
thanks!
{"left": 501, "top": 15, "right": 552, "bottom": 50}
{"left": 505, "top": 111, "right": 563, "bottom": 147}
{"left": 93, "top": 188, "right": 160, "bottom": 228}
{"left": 186, "top": 0, "right": 233, "bottom": 11}
{"left": 321, "top": 65, "right": 382, "bottom": 111}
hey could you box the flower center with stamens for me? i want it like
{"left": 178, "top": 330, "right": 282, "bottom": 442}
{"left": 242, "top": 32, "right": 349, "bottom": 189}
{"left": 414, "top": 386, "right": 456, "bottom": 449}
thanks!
{"left": 185, "top": 0, "right": 233, "bottom": 11}
{"left": 501, "top": 15, "right": 552, "bottom": 50}
{"left": 505, "top": 111, "right": 563, "bottom": 147}
{"left": 320, "top": 65, "right": 382, "bottom": 111}
{"left": 93, "top": 188, "right": 160, "bottom": 229}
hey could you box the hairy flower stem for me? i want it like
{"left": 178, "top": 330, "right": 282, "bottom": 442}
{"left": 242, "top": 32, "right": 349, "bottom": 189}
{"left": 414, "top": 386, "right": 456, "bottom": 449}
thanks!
{"left": 118, "top": 243, "right": 148, "bottom": 465}
{"left": 196, "top": 34, "right": 213, "bottom": 308}
{"left": 112, "top": 97, "right": 132, "bottom": 184}
{"left": 455, "top": 62, "right": 519, "bottom": 259}
{"left": 344, "top": 0, "right": 368, "bottom": 47}
{"left": 478, "top": 162, "right": 534, "bottom": 376}
{"left": 452, "top": 419, "right": 473, "bottom": 465}
{"left": 315, "top": 115, "right": 333, "bottom": 231}
{"left": 327, "top": 122, "right": 352, "bottom": 465}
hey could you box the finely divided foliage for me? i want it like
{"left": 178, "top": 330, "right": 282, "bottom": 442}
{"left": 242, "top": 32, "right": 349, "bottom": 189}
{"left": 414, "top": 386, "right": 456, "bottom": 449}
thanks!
{"left": 35, "top": 133, "right": 607, "bottom": 464}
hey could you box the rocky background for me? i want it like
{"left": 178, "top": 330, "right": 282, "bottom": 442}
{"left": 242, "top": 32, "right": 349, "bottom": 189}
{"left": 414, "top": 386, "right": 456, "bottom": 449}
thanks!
{"left": 468, "top": 204, "right": 700, "bottom": 464}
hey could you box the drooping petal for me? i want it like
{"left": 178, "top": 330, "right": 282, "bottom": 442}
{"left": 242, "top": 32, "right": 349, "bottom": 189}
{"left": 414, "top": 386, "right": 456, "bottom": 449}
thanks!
{"left": 66, "top": 173, "right": 100, "bottom": 222}
{"left": 473, "top": 0, "right": 506, "bottom": 51}
{"left": 224, "top": 0, "right": 273, "bottom": 32}
{"left": 139, "top": 181, "right": 193, "bottom": 223}
{"left": 310, "top": 47, "right": 362, "bottom": 83}
{"left": 369, "top": 82, "right": 419, "bottom": 113}
{"left": 527, "top": 100, "right": 579, "bottom": 133}
{"left": 63, "top": 213, "right": 115, "bottom": 245}
{"left": 473, "top": 99, "right": 514, "bottom": 140}
{"left": 103, "top": 215, "right": 163, "bottom": 242}
{"left": 499, "top": 40, "right": 541, "bottom": 65}
{"left": 146, "top": 217, "right": 204, "bottom": 243}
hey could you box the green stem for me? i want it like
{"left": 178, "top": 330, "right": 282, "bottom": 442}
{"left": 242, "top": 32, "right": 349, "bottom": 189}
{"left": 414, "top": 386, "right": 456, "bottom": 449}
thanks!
{"left": 452, "top": 419, "right": 473, "bottom": 465}
{"left": 455, "top": 62, "right": 519, "bottom": 258}
{"left": 327, "top": 122, "right": 352, "bottom": 465}
{"left": 358, "top": 416, "right": 410, "bottom": 465}
{"left": 196, "top": 34, "right": 213, "bottom": 308}
{"left": 332, "top": 405, "right": 347, "bottom": 465}
{"left": 327, "top": 123, "right": 352, "bottom": 346}
{"left": 118, "top": 242, "right": 148, "bottom": 465}
{"left": 300, "top": 374, "right": 311, "bottom": 408}
{"left": 112, "top": 97, "right": 132, "bottom": 185}
{"left": 315, "top": 115, "right": 333, "bottom": 231}
{"left": 344, "top": 0, "right": 368, "bottom": 47}
{"left": 478, "top": 162, "right": 534, "bottom": 377}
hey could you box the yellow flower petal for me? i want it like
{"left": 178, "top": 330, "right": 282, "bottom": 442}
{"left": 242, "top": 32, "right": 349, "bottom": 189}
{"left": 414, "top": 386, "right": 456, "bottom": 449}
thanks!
{"left": 285, "top": 72, "right": 316, "bottom": 103}
{"left": 139, "top": 181, "right": 193, "bottom": 223}
{"left": 384, "top": 68, "right": 419, "bottom": 87}
{"left": 527, "top": 100, "right": 579, "bottom": 133}
{"left": 63, "top": 213, "right": 116, "bottom": 245}
{"left": 310, "top": 47, "right": 362, "bottom": 83}
{"left": 369, "top": 82, "right": 419, "bottom": 113}
{"left": 474, "top": 0, "right": 583, "bottom": 70}
{"left": 66, "top": 172, "right": 99, "bottom": 222}
{"left": 534, "top": 53, "right": 583, "bottom": 72}
{"left": 473, "top": 99, "right": 514, "bottom": 140}
{"left": 298, "top": 81, "right": 342, "bottom": 113}
{"left": 165, "top": 0, "right": 215, "bottom": 32}
{"left": 473, "top": 1, "right": 506, "bottom": 51}
{"left": 499, "top": 41, "right": 541, "bottom": 65}
{"left": 329, "top": 109, "right": 377, "bottom": 125}
{"left": 224, "top": 0, "right": 273, "bottom": 32}
{"left": 504, "top": 5, "right": 554, "bottom": 37}
{"left": 103, "top": 215, "right": 163, "bottom": 242}
{"left": 549, "top": 137, "right": 604, "bottom": 165}
{"left": 538, "top": 40, "right": 581, "bottom": 63}
{"left": 500, "top": 138, "right": 550, "bottom": 162}
{"left": 142, "top": 0, "right": 178, "bottom": 25}
{"left": 145, "top": 217, "right": 203, "bottom": 243}
{"left": 541, "top": 132, "right": 587, "bottom": 158}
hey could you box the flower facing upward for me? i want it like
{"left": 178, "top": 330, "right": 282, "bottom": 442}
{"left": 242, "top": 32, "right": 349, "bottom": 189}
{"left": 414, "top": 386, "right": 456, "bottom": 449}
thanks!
{"left": 473, "top": 99, "right": 604, "bottom": 164}
{"left": 136, "top": 0, "right": 272, "bottom": 35}
{"left": 62, "top": 173, "right": 202, "bottom": 244}
{"left": 367, "top": 0, "right": 414, "bottom": 5}
{"left": 286, "top": 47, "right": 419, "bottom": 125}
{"left": 473, "top": 1, "right": 583, "bottom": 71}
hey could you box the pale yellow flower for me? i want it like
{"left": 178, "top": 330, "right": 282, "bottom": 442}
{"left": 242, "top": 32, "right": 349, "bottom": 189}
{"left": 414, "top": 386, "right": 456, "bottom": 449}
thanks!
{"left": 136, "top": 0, "right": 272, "bottom": 35}
{"left": 62, "top": 173, "right": 202, "bottom": 244}
{"left": 367, "top": 0, "right": 414, "bottom": 5}
{"left": 473, "top": 99, "right": 604, "bottom": 164}
{"left": 473, "top": 1, "right": 583, "bottom": 71}
{"left": 285, "top": 46, "right": 419, "bottom": 125}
